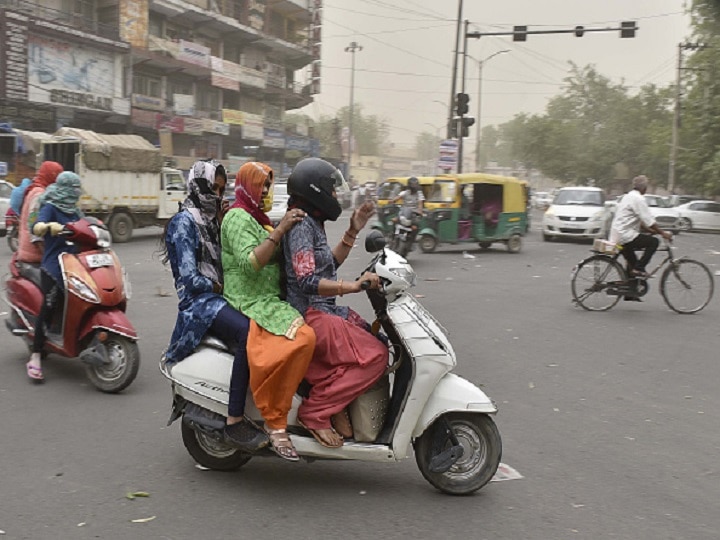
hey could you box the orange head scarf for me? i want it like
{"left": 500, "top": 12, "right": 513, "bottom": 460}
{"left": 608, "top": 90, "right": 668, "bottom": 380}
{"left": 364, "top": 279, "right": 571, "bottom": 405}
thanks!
{"left": 232, "top": 162, "right": 274, "bottom": 230}
{"left": 30, "top": 161, "right": 64, "bottom": 191}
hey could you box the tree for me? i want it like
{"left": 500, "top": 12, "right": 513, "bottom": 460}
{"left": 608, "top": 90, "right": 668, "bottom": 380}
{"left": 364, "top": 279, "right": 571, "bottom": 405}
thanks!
{"left": 414, "top": 131, "right": 441, "bottom": 162}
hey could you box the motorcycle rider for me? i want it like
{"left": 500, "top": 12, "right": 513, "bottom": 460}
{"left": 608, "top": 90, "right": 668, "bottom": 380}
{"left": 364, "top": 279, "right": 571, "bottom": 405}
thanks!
{"left": 17, "top": 162, "right": 64, "bottom": 265}
{"left": 283, "top": 158, "right": 388, "bottom": 448}
{"left": 161, "top": 160, "right": 269, "bottom": 452}
{"left": 391, "top": 176, "right": 425, "bottom": 216}
{"left": 26, "top": 172, "right": 83, "bottom": 382}
{"left": 9, "top": 177, "right": 31, "bottom": 216}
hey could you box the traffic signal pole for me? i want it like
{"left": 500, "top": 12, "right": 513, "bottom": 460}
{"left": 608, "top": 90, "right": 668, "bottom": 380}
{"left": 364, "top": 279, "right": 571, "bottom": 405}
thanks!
{"left": 458, "top": 19, "right": 469, "bottom": 173}
{"left": 447, "top": 0, "right": 463, "bottom": 140}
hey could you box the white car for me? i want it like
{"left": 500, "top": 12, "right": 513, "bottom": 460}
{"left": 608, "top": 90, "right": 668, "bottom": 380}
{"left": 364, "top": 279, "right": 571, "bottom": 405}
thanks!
{"left": 0, "top": 180, "right": 13, "bottom": 238}
{"left": 676, "top": 200, "right": 720, "bottom": 232}
{"left": 542, "top": 186, "right": 610, "bottom": 241}
{"left": 643, "top": 194, "right": 681, "bottom": 233}
{"left": 266, "top": 182, "right": 289, "bottom": 225}
{"left": 532, "top": 191, "right": 554, "bottom": 209}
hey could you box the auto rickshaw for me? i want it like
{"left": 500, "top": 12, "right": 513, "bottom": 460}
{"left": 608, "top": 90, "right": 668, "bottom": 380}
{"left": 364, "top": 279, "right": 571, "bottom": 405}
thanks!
{"left": 371, "top": 176, "right": 434, "bottom": 239}
{"left": 418, "top": 173, "right": 529, "bottom": 253}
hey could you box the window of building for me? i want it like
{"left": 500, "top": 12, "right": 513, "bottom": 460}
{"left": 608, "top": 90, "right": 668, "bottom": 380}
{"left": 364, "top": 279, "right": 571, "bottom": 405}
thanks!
{"left": 223, "top": 93, "right": 240, "bottom": 110}
{"left": 133, "top": 73, "right": 162, "bottom": 98}
{"left": 197, "top": 86, "right": 220, "bottom": 112}
{"left": 149, "top": 13, "right": 163, "bottom": 37}
{"left": 167, "top": 79, "right": 193, "bottom": 105}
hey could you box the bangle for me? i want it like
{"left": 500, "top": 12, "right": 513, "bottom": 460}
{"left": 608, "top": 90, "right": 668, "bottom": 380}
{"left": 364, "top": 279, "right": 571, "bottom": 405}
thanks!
{"left": 344, "top": 229, "right": 357, "bottom": 239}
{"left": 338, "top": 279, "right": 344, "bottom": 297}
{"left": 341, "top": 237, "right": 354, "bottom": 248}
{"left": 266, "top": 235, "right": 279, "bottom": 246}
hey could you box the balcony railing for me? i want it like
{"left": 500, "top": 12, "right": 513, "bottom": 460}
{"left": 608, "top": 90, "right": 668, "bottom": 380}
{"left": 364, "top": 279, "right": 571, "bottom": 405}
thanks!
{"left": 0, "top": 0, "right": 121, "bottom": 42}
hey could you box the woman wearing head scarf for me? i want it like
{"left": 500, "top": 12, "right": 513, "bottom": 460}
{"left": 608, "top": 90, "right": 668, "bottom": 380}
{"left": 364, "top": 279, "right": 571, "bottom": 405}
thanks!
{"left": 26, "top": 172, "right": 83, "bottom": 381}
{"left": 161, "top": 159, "right": 268, "bottom": 453}
{"left": 17, "top": 161, "right": 63, "bottom": 264}
{"left": 9, "top": 177, "right": 32, "bottom": 215}
{"left": 283, "top": 158, "right": 388, "bottom": 448}
{"left": 221, "top": 161, "right": 315, "bottom": 462}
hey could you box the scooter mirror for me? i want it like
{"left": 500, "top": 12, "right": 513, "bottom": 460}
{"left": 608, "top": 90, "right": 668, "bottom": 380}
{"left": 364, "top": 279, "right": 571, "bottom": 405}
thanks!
{"left": 365, "top": 230, "right": 386, "bottom": 253}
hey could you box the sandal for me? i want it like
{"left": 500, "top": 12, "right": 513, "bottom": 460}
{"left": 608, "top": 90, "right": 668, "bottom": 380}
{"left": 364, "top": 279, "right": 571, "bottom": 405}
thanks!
{"left": 331, "top": 409, "right": 353, "bottom": 439}
{"left": 298, "top": 418, "right": 344, "bottom": 449}
{"left": 26, "top": 362, "right": 44, "bottom": 383}
{"left": 266, "top": 429, "right": 300, "bottom": 462}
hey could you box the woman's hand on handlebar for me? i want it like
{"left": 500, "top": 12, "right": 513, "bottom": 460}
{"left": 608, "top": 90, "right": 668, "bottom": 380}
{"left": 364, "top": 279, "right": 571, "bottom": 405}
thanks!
{"left": 276, "top": 208, "right": 306, "bottom": 235}
{"left": 355, "top": 271, "right": 381, "bottom": 291}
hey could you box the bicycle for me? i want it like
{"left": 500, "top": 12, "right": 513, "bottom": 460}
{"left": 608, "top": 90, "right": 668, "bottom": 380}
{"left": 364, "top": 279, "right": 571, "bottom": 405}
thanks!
{"left": 570, "top": 239, "right": 714, "bottom": 313}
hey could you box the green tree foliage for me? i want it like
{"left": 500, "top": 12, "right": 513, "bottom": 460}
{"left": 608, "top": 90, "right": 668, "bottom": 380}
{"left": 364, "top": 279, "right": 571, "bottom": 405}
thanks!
{"left": 496, "top": 64, "right": 672, "bottom": 191}
{"left": 414, "top": 131, "right": 442, "bottom": 162}
{"left": 310, "top": 105, "right": 389, "bottom": 159}
{"left": 678, "top": 0, "right": 720, "bottom": 195}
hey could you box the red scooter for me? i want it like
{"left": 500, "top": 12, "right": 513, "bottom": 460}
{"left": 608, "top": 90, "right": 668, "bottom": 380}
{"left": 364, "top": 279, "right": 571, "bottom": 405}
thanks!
{"left": 5, "top": 207, "right": 18, "bottom": 252}
{"left": 5, "top": 218, "right": 140, "bottom": 392}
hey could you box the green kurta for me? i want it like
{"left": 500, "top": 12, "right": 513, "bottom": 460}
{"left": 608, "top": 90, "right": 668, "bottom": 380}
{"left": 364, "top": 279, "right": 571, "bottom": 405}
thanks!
{"left": 221, "top": 208, "right": 302, "bottom": 337}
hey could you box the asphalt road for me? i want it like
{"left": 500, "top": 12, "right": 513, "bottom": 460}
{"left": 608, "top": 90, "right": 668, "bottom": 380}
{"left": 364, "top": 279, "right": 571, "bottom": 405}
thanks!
{"left": 1, "top": 209, "right": 719, "bottom": 540}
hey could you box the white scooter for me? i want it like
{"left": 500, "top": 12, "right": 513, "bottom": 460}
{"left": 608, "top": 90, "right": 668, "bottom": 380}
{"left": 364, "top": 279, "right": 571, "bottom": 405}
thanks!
{"left": 159, "top": 231, "right": 502, "bottom": 495}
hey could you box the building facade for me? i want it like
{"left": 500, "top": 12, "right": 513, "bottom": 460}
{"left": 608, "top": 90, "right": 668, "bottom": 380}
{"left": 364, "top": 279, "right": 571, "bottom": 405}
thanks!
{"left": 0, "top": 0, "right": 322, "bottom": 174}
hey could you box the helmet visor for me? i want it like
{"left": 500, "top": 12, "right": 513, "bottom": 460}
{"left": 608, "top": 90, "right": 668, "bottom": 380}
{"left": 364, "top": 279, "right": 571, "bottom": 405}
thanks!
{"left": 330, "top": 168, "right": 346, "bottom": 191}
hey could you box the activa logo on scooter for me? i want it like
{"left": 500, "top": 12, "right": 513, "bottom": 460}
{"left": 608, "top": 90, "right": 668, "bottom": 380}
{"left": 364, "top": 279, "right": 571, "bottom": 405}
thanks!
{"left": 161, "top": 230, "right": 503, "bottom": 495}
{"left": 5, "top": 218, "right": 140, "bottom": 393}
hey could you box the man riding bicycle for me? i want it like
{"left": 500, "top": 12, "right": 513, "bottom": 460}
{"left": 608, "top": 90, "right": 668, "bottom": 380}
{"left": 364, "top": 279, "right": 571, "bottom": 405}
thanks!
{"left": 610, "top": 175, "right": 673, "bottom": 283}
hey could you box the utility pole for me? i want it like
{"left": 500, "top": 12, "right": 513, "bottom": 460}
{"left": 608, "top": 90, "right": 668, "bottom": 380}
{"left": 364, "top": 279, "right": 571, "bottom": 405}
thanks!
{"left": 345, "top": 41, "right": 362, "bottom": 182}
{"left": 447, "top": 0, "right": 463, "bottom": 139}
{"left": 457, "top": 19, "right": 469, "bottom": 173}
{"left": 668, "top": 43, "right": 683, "bottom": 194}
{"left": 473, "top": 50, "right": 509, "bottom": 171}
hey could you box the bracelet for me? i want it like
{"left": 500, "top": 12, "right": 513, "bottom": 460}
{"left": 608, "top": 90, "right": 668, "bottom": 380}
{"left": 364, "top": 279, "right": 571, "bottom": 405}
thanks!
{"left": 266, "top": 235, "right": 279, "bottom": 246}
{"left": 341, "top": 237, "right": 355, "bottom": 248}
{"left": 344, "top": 229, "right": 357, "bottom": 239}
{"left": 338, "top": 279, "right": 344, "bottom": 297}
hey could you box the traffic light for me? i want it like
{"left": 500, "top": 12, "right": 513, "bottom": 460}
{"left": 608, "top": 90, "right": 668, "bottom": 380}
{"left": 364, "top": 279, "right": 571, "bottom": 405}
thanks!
{"left": 513, "top": 25, "right": 527, "bottom": 42}
{"left": 461, "top": 117, "right": 475, "bottom": 138}
{"left": 455, "top": 93, "right": 470, "bottom": 116}
{"left": 574, "top": 25, "right": 584, "bottom": 37}
{"left": 620, "top": 21, "right": 636, "bottom": 38}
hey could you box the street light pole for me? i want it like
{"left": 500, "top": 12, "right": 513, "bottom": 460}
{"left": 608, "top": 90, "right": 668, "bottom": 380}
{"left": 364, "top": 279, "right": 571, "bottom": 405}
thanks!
{"left": 345, "top": 41, "right": 363, "bottom": 182}
{"left": 473, "top": 50, "right": 509, "bottom": 171}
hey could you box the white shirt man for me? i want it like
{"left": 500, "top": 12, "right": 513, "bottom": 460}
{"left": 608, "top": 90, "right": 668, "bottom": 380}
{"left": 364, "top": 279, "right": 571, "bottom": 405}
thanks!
{"left": 609, "top": 175, "right": 672, "bottom": 278}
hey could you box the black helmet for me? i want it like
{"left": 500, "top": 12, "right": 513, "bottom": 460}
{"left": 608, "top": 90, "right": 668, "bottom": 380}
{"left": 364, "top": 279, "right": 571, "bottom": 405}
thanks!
{"left": 288, "top": 158, "right": 344, "bottom": 221}
{"left": 408, "top": 176, "right": 420, "bottom": 193}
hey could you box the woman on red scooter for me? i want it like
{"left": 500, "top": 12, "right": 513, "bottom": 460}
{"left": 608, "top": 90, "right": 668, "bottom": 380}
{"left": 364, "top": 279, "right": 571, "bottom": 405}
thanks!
{"left": 26, "top": 172, "right": 83, "bottom": 382}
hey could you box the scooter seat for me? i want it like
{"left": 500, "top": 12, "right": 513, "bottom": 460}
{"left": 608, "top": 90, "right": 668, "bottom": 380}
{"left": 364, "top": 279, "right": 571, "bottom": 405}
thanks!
{"left": 16, "top": 261, "right": 42, "bottom": 288}
{"left": 200, "top": 334, "right": 237, "bottom": 355}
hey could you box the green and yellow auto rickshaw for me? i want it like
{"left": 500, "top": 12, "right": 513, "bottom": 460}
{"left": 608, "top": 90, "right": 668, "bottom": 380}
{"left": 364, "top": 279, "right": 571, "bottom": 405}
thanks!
{"left": 418, "top": 173, "right": 529, "bottom": 253}
{"left": 371, "top": 176, "right": 434, "bottom": 239}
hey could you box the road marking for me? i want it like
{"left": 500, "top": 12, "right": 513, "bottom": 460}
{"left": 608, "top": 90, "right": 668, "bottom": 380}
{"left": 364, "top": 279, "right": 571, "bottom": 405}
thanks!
{"left": 491, "top": 462, "right": 523, "bottom": 482}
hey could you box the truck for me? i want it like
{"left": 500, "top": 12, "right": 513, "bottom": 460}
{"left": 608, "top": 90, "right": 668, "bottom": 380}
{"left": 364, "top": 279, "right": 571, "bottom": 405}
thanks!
{"left": 41, "top": 128, "right": 186, "bottom": 242}
{"left": 0, "top": 126, "right": 53, "bottom": 185}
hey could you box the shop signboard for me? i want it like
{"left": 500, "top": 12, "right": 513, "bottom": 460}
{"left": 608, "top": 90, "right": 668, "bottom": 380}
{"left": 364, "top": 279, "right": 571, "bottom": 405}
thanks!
{"left": 211, "top": 73, "right": 239, "bottom": 92}
{"left": 1, "top": 11, "right": 29, "bottom": 100}
{"left": 242, "top": 113, "right": 264, "bottom": 141}
{"left": 177, "top": 40, "right": 210, "bottom": 68}
{"left": 184, "top": 117, "right": 205, "bottom": 135}
{"left": 131, "top": 93, "right": 165, "bottom": 111}
{"left": 174, "top": 94, "right": 195, "bottom": 116}
{"left": 202, "top": 118, "right": 230, "bottom": 136}
{"left": 119, "top": 0, "right": 149, "bottom": 48}
{"left": 263, "top": 128, "right": 285, "bottom": 149}
{"left": 131, "top": 107, "right": 158, "bottom": 129}
{"left": 222, "top": 108, "right": 244, "bottom": 126}
{"left": 286, "top": 134, "right": 310, "bottom": 153}
{"left": 156, "top": 114, "right": 184, "bottom": 133}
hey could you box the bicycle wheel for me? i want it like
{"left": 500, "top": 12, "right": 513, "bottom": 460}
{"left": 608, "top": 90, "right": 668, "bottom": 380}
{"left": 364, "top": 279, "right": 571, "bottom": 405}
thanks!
{"left": 571, "top": 255, "right": 625, "bottom": 311}
{"left": 660, "top": 259, "right": 714, "bottom": 314}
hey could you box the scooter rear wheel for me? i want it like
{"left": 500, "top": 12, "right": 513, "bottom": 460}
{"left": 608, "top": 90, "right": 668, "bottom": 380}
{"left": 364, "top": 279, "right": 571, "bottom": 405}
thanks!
{"left": 181, "top": 420, "right": 252, "bottom": 471}
{"left": 414, "top": 412, "right": 502, "bottom": 496}
{"left": 85, "top": 334, "right": 140, "bottom": 393}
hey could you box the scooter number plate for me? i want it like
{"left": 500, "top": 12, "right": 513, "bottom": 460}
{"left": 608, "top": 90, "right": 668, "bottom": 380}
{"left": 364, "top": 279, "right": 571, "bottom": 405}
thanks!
{"left": 86, "top": 253, "right": 114, "bottom": 268}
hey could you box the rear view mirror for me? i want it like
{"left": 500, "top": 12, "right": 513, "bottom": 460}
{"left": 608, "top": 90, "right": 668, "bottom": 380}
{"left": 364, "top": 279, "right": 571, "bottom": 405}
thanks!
{"left": 365, "top": 230, "right": 386, "bottom": 253}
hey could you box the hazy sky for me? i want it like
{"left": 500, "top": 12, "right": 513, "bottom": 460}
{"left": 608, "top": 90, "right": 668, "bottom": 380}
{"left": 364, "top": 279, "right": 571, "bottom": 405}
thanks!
{"left": 299, "top": 0, "right": 690, "bottom": 148}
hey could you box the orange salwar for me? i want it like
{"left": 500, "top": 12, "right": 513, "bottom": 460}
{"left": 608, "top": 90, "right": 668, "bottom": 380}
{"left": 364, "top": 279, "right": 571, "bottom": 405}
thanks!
{"left": 246, "top": 320, "right": 315, "bottom": 430}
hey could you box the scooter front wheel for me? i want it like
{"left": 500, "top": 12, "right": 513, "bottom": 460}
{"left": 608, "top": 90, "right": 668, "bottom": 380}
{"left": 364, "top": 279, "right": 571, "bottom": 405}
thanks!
{"left": 181, "top": 420, "right": 252, "bottom": 471}
{"left": 85, "top": 334, "right": 140, "bottom": 393}
{"left": 414, "top": 412, "right": 502, "bottom": 496}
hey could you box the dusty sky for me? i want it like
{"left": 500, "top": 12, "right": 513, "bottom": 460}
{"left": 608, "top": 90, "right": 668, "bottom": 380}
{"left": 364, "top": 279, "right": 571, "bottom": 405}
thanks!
{"left": 299, "top": 0, "right": 690, "bottom": 148}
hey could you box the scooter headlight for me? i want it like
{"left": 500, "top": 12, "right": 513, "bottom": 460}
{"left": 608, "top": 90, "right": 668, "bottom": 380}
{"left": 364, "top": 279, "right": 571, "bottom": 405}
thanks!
{"left": 399, "top": 215, "right": 413, "bottom": 227}
{"left": 67, "top": 274, "right": 100, "bottom": 303}
{"left": 388, "top": 266, "right": 417, "bottom": 287}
